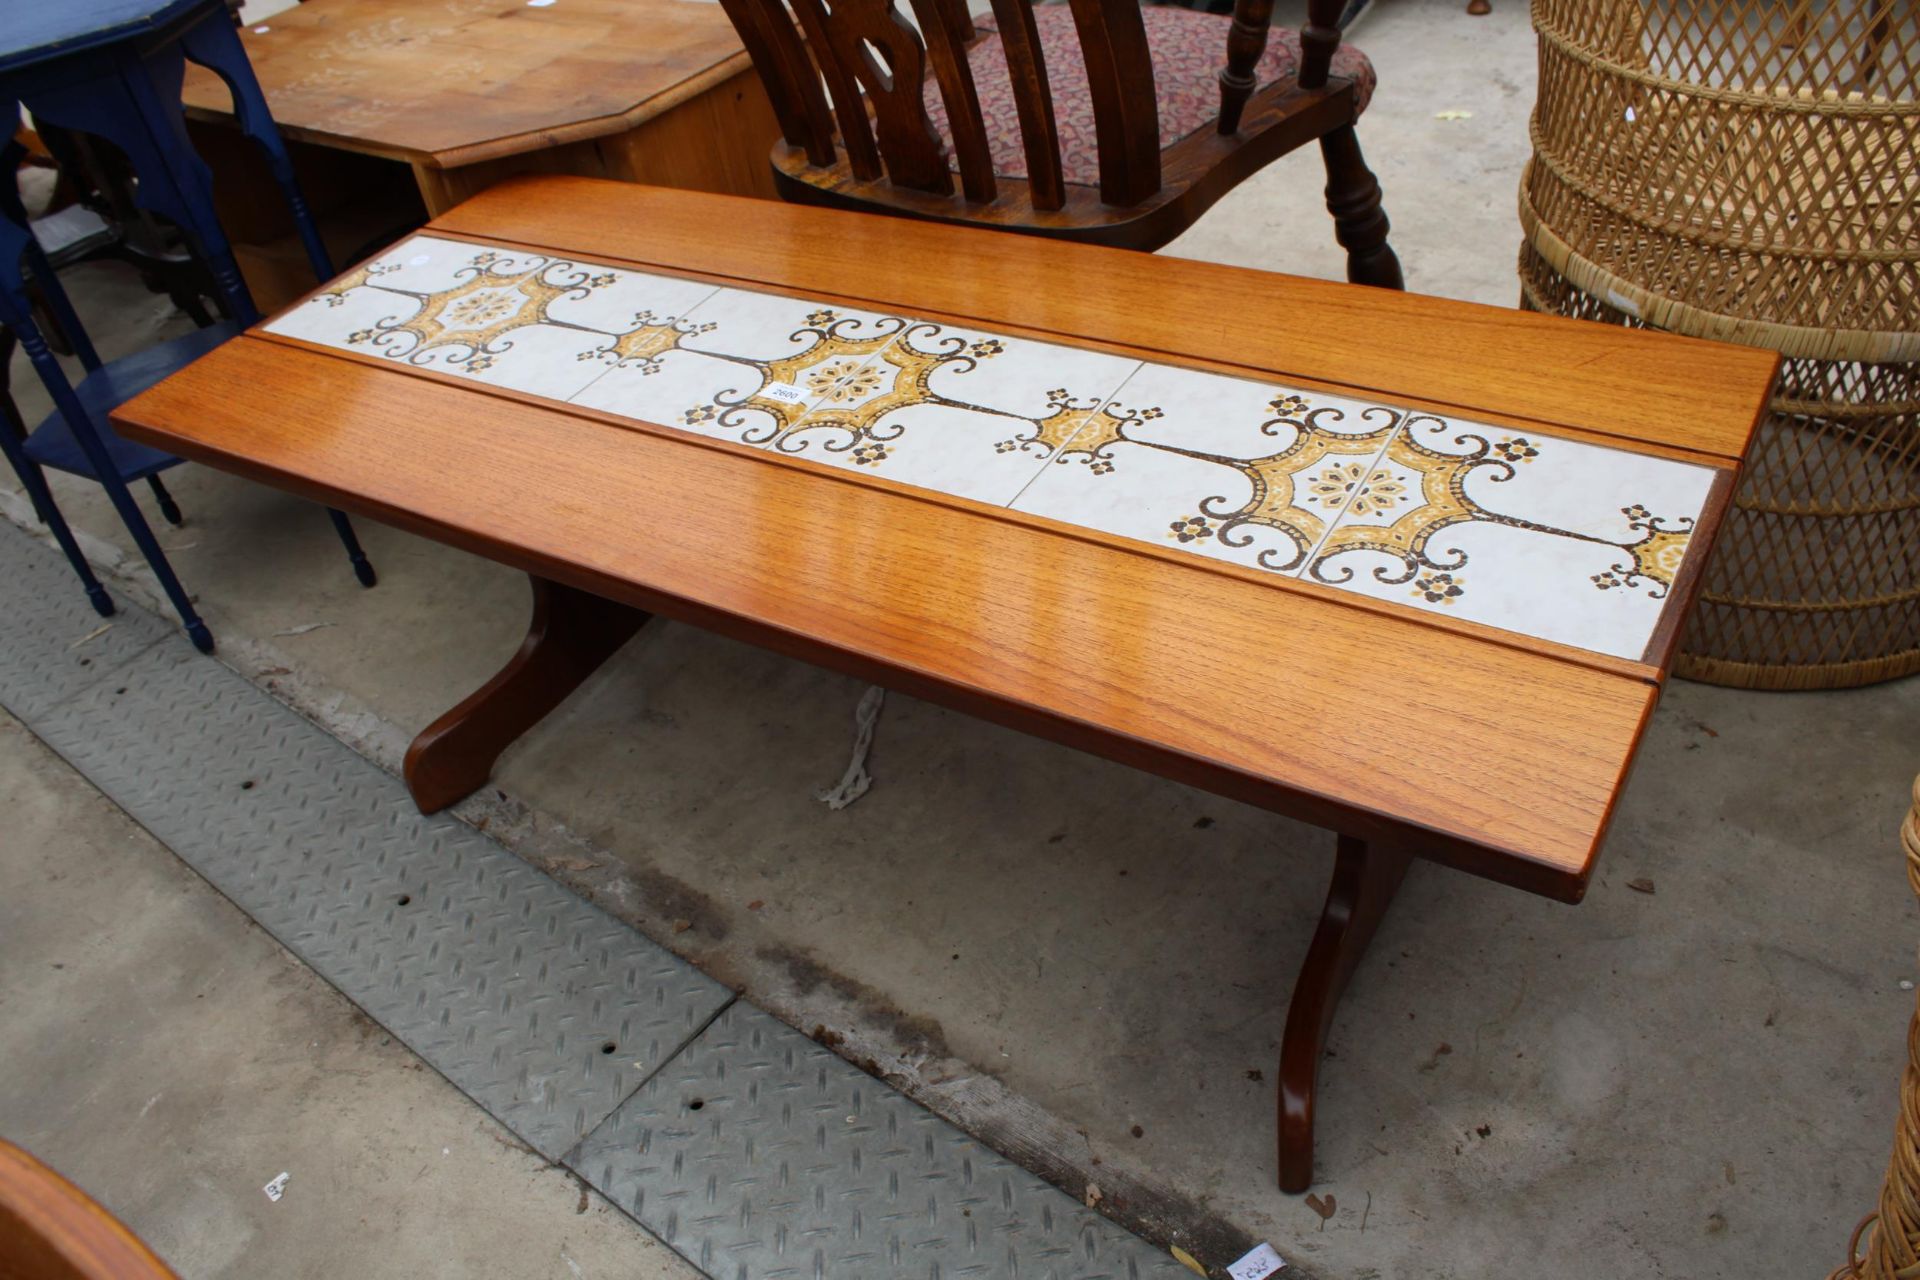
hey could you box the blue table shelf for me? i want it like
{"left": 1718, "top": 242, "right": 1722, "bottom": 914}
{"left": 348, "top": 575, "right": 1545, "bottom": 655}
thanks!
{"left": 23, "top": 322, "right": 239, "bottom": 482}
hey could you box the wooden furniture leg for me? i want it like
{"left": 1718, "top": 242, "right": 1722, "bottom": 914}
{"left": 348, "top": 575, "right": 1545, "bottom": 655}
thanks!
{"left": 1279, "top": 832, "right": 1412, "bottom": 1192}
{"left": 403, "top": 575, "right": 650, "bottom": 813}
{"left": 1319, "top": 125, "right": 1405, "bottom": 291}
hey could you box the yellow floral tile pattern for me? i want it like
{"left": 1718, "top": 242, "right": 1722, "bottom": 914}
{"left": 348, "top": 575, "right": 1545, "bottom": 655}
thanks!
{"left": 266, "top": 234, "right": 1720, "bottom": 662}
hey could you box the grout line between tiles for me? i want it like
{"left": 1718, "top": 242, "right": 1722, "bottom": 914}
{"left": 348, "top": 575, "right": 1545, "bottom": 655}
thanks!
{"left": 1293, "top": 415, "right": 1413, "bottom": 576}
{"left": 559, "top": 278, "right": 727, "bottom": 413}
{"left": 1006, "top": 366, "right": 1411, "bottom": 580}
{"left": 760, "top": 312, "right": 914, "bottom": 449}
{"left": 1002, "top": 364, "right": 1146, "bottom": 511}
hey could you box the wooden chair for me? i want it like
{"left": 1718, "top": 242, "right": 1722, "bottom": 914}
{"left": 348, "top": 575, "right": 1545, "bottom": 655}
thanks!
{"left": 715, "top": 0, "right": 1404, "bottom": 283}
{"left": 0, "top": 1141, "right": 178, "bottom": 1280}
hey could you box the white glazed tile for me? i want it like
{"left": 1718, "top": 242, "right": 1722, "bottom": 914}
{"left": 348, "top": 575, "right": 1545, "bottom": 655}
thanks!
{"left": 774, "top": 321, "right": 1139, "bottom": 506}
{"left": 345, "top": 234, "right": 553, "bottom": 295}
{"left": 570, "top": 347, "right": 781, "bottom": 442}
{"left": 265, "top": 273, "right": 424, "bottom": 347}
{"left": 262, "top": 233, "right": 468, "bottom": 346}
{"left": 542, "top": 265, "right": 719, "bottom": 335}
{"left": 1012, "top": 363, "right": 1401, "bottom": 574}
{"left": 1307, "top": 413, "right": 1720, "bottom": 659}
{"left": 574, "top": 289, "right": 909, "bottom": 445}
{"left": 265, "top": 234, "right": 647, "bottom": 400}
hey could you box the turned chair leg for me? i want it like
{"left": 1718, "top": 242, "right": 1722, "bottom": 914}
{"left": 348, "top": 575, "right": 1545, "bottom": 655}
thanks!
{"left": 1318, "top": 125, "right": 1405, "bottom": 290}
{"left": 1278, "top": 833, "right": 1411, "bottom": 1191}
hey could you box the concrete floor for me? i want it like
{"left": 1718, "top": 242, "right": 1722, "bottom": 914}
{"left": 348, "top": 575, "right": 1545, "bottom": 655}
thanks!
{"left": 6, "top": 1, "right": 1919, "bottom": 1277}
{"left": 0, "top": 712, "right": 699, "bottom": 1279}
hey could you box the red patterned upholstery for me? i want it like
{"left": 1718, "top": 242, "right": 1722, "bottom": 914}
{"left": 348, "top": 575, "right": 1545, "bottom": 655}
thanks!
{"left": 923, "top": 7, "right": 1377, "bottom": 186}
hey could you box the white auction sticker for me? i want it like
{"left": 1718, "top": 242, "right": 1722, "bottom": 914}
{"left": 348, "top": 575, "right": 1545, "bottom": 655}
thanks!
{"left": 1226, "top": 1243, "right": 1286, "bottom": 1280}
{"left": 263, "top": 1172, "right": 290, "bottom": 1202}
{"left": 761, "top": 382, "right": 807, "bottom": 405}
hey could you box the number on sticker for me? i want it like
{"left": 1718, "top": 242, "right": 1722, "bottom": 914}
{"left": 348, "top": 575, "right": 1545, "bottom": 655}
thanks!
{"left": 1226, "top": 1243, "right": 1285, "bottom": 1280}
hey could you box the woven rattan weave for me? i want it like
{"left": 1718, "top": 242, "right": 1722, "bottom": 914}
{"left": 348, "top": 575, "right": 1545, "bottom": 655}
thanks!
{"left": 1829, "top": 775, "right": 1920, "bottom": 1278}
{"left": 1520, "top": 0, "right": 1919, "bottom": 688}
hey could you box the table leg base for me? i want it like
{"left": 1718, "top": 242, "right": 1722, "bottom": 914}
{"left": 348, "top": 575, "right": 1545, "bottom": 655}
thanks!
{"left": 1278, "top": 833, "right": 1411, "bottom": 1192}
{"left": 403, "top": 575, "right": 649, "bottom": 814}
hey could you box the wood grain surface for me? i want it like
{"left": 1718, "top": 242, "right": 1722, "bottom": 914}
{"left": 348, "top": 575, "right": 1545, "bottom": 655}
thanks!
{"left": 428, "top": 176, "right": 1778, "bottom": 458}
{"left": 122, "top": 333, "right": 1663, "bottom": 902}
{"left": 180, "top": 0, "right": 754, "bottom": 167}
{"left": 112, "top": 177, "right": 1777, "bottom": 903}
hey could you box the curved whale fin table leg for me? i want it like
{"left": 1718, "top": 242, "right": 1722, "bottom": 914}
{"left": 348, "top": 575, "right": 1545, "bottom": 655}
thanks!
{"left": 1279, "top": 832, "right": 1411, "bottom": 1192}
{"left": 403, "top": 575, "right": 649, "bottom": 814}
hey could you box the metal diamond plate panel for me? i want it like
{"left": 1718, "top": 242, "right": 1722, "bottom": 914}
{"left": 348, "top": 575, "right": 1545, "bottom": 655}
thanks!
{"left": 0, "top": 524, "right": 731, "bottom": 1159}
{"left": 1, "top": 524, "right": 1200, "bottom": 1279}
{"left": 0, "top": 523, "right": 172, "bottom": 720}
{"left": 568, "top": 1003, "right": 1195, "bottom": 1280}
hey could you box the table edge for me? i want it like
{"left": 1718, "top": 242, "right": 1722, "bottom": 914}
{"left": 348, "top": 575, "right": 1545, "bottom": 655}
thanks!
{"left": 180, "top": 44, "right": 752, "bottom": 170}
{"left": 113, "top": 330, "right": 1684, "bottom": 904}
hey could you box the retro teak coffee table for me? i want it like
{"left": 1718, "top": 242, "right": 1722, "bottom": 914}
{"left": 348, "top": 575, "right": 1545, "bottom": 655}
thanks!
{"left": 114, "top": 176, "right": 1777, "bottom": 1191}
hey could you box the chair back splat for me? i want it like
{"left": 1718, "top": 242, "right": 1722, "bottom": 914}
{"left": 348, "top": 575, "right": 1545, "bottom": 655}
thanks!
{"left": 718, "top": 0, "right": 1395, "bottom": 265}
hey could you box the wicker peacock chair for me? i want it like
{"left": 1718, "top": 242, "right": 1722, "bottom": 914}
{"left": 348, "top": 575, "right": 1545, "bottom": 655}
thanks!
{"left": 1519, "top": 0, "right": 1919, "bottom": 689}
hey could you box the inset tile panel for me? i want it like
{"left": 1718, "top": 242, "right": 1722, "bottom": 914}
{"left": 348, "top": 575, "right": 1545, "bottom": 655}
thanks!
{"left": 773, "top": 320, "right": 1141, "bottom": 506}
{"left": 1306, "top": 412, "right": 1719, "bottom": 660}
{"left": 573, "top": 290, "right": 909, "bottom": 446}
{"left": 267, "top": 233, "right": 1722, "bottom": 661}
{"left": 264, "top": 234, "right": 720, "bottom": 402}
{"left": 1012, "top": 363, "right": 1401, "bottom": 575}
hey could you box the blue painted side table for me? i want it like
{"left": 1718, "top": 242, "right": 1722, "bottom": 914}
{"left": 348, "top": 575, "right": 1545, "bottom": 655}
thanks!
{"left": 0, "top": 0, "right": 375, "bottom": 653}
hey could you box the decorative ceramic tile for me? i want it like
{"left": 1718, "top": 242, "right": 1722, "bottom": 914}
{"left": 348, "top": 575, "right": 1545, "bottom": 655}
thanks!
{"left": 267, "top": 231, "right": 1721, "bottom": 661}
{"left": 1304, "top": 412, "right": 1719, "bottom": 659}
{"left": 770, "top": 321, "right": 1141, "bottom": 505}
{"left": 264, "top": 234, "right": 719, "bottom": 402}
{"left": 1010, "top": 363, "right": 1403, "bottom": 575}
{"left": 571, "top": 289, "right": 909, "bottom": 445}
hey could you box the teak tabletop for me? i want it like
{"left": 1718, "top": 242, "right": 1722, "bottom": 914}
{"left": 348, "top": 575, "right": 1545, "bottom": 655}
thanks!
{"left": 179, "top": 0, "right": 753, "bottom": 169}
{"left": 112, "top": 176, "right": 1776, "bottom": 1193}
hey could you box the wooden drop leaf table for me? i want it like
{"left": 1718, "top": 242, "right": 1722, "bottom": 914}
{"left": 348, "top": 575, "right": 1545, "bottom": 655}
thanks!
{"left": 112, "top": 176, "right": 1777, "bottom": 1192}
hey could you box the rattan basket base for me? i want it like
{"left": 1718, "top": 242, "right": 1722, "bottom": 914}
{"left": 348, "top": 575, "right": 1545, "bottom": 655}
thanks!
{"left": 1519, "top": 240, "right": 1920, "bottom": 692}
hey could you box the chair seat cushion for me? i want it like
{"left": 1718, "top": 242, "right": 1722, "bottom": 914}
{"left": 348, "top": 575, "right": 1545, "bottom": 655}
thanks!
{"left": 923, "top": 6, "right": 1376, "bottom": 186}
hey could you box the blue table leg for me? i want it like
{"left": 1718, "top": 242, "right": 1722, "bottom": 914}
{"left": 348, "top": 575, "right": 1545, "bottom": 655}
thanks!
{"left": 146, "top": 475, "right": 183, "bottom": 526}
{"left": 6, "top": 31, "right": 376, "bottom": 611}
{"left": 0, "top": 396, "right": 114, "bottom": 617}
{"left": 179, "top": 16, "right": 334, "bottom": 281}
{"left": 326, "top": 508, "right": 377, "bottom": 587}
{"left": 2, "top": 307, "right": 208, "bottom": 648}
